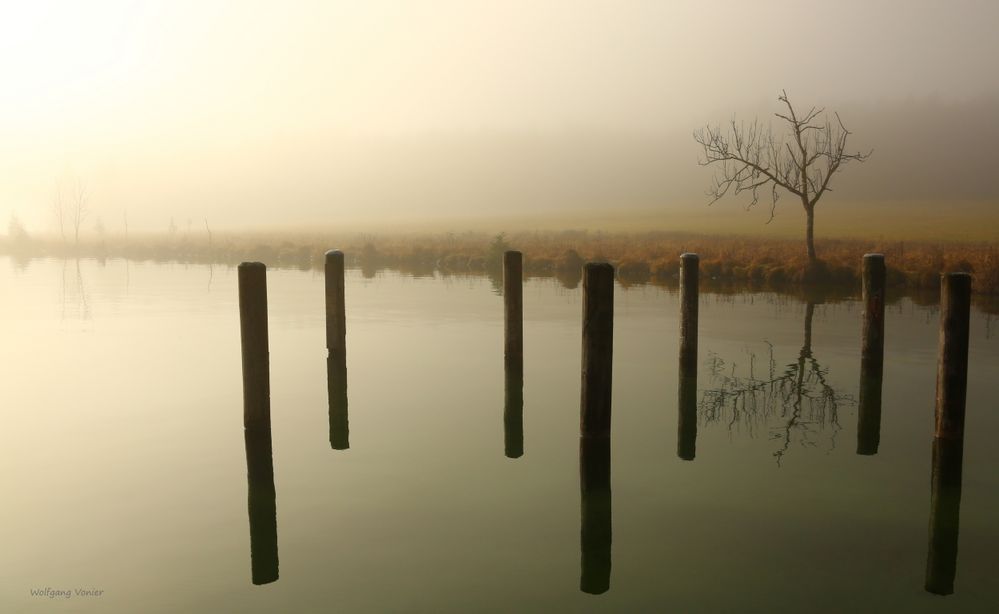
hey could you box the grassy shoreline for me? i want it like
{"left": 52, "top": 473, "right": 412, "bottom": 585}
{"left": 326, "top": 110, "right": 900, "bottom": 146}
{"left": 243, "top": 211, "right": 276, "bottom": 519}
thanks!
{"left": 3, "top": 229, "right": 998, "bottom": 296}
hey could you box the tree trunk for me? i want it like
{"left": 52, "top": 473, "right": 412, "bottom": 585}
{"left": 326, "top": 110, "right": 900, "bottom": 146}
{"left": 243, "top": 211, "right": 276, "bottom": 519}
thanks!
{"left": 805, "top": 204, "right": 817, "bottom": 264}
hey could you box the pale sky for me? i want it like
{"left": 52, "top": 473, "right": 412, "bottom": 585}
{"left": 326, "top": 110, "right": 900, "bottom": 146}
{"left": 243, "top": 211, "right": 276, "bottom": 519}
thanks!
{"left": 3, "top": 0, "right": 998, "bottom": 232}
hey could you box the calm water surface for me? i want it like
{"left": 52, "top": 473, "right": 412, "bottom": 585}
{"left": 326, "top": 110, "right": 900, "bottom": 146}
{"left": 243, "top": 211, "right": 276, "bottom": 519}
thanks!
{"left": 2, "top": 257, "right": 998, "bottom": 612}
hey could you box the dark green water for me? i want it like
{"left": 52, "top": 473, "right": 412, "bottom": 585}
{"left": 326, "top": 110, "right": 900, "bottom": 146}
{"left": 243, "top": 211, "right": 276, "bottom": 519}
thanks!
{"left": 2, "top": 257, "right": 997, "bottom": 612}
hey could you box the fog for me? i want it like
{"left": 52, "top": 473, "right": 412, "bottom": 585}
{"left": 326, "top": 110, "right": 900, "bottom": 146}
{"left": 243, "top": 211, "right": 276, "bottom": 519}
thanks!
{"left": 2, "top": 0, "right": 998, "bottom": 233}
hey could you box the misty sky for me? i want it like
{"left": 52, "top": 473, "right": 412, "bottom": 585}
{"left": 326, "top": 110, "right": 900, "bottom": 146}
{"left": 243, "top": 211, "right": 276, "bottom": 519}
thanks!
{"left": 3, "top": 0, "right": 998, "bottom": 232}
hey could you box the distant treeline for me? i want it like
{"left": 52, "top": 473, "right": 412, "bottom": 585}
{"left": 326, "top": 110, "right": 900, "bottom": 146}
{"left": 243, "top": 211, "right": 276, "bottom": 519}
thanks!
{"left": 3, "top": 229, "right": 998, "bottom": 299}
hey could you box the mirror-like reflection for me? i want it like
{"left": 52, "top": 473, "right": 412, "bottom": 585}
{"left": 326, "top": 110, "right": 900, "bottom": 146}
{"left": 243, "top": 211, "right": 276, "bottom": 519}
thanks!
{"left": 677, "top": 371, "right": 697, "bottom": 460}
{"left": 699, "top": 302, "right": 851, "bottom": 465}
{"left": 925, "top": 437, "right": 964, "bottom": 596}
{"left": 503, "top": 361, "right": 524, "bottom": 458}
{"left": 244, "top": 427, "right": 279, "bottom": 585}
{"left": 856, "top": 354, "right": 883, "bottom": 455}
{"left": 59, "top": 259, "right": 92, "bottom": 321}
{"left": 579, "top": 437, "right": 611, "bottom": 595}
{"left": 327, "top": 356, "right": 350, "bottom": 450}
{"left": 5, "top": 258, "right": 999, "bottom": 610}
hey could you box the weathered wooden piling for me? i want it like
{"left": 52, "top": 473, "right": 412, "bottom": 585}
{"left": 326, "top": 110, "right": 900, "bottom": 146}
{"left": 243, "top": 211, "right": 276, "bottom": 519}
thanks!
{"left": 244, "top": 426, "right": 279, "bottom": 585}
{"left": 935, "top": 273, "right": 971, "bottom": 442}
{"left": 924, "top": 272, "right": 971, "bottom": 596}
{"left": 327, "top": 356, "right": 349, "bottom": 450}
{"left": 325, "top": 250, "right": 347, "bottom": 367}
{"left": 578, "top": 262, "right": 613, "bottom": 594}
{"left": 503, "top": 250, "right": 525, "bottom": 458}
{"left": 239, "top": 261, "right": 278, "bottom": 584}
{"left": 679, "top": 253, "right": 699, "bottom": 374}
{"left": 504, "top": 250, "right": 524, "bottom": 369}
{"left": 676, "top": 254, "right": 699, "bottom": 460}
{"left": 581, "top": 263, "right": 614, "bottom": 439}
{"left": 504, "top": 366, "right": 524, "bottom": 459}
{"left": 239, "top": 262, "right": 271, "bottom": 430}
{"left": 325, "top": 250, "right": 349, "bottom": 449}
{"left": 579, "top": 436, "right": 611, "bottom": 595}
{"left": 857, "top": 254, "right": 886, "bottom": 455}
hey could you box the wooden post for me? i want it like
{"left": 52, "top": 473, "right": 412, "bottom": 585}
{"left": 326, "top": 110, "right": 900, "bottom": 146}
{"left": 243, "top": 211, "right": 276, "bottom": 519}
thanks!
{"left": 578, "top": 262, "right": 613, "bottom": 594}
{"left": 924, "top": 272, "right": 971, "bottom": 596}
{"left": 325, "top": 250, "right": 349, "bottom": 449}
{"left": 857, "top": 254, "right": 886, "bottom": 455}
{"left": 245, "top": 427, "right": 279, "bottom": 585}
{"left": 325, "top": 250, "right": 347, "bottom": 368}
{"left": 504, "top": 251, "right": 523, "bottom": 366}
{"left": 935, "top": 273, "right": 971, "bottom": 442}
{"left": 676, "top": 254, "right": 699, "bottom": 460}
{"left": 504, "top": 366, "right": 524, "bottom": 459}
{"left": 238, "top": 262, "right": 279, "bottom": 584}
{"left": 679, "top": 254, "right": 699, "bottom": 374}
{"left": 503, "top": 250, "right": 524, "bottom": 458}
{"left": 239, "top": 262, "right": 270, "bottom": 430}
{"left": 328, "top": 356, "right": 349, "bottom": 450}
{"left": 581, "top": 263, "right": 614, "bottom": 439}
{"left": 579, "top": 436, "right": 611, "bottom": 594}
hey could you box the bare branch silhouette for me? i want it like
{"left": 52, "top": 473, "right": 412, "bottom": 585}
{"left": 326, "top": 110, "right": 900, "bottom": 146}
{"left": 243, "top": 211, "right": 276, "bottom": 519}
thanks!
{"left": 694, "top": 91, "right": 871, "bottom": 265}
{"left": 699, "top": 302, "right": 852, "bottom": 465}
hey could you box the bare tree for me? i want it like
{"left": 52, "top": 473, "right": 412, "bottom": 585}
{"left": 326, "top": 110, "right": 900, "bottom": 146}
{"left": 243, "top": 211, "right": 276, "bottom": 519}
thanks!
{"left": 8, "top": 213, "right": 30, "bottom": 242}
{"left": 52, "top": 182, "right": 67, "bottom": 242}
{"left": 694, "top": 91, "right": 871, "bottom": 267}
{"left": 70, "top": 179, "right": 88, "bottom": 246}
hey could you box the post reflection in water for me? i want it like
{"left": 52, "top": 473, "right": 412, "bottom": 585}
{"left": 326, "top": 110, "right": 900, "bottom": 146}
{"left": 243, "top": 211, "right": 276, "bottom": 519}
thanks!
{"left": 579, "top": 437, "right": 611, "bottom": 595}
{"left": 925, "top": 437, "right": 964, "bottom": 595}
{"left": 244, "top": 427, "right": 279, "bottom": 585}
{"left": 677, "top": 371, "right": 697, "bottom": 461}
{"left": 503, "top": 359, "right": 524, "bottom": 458}
{"left": 327, "top": 356, "right": 350, "bottom": 450}
{"left": 856, "top": 354, "right": 884, "bottom": 455}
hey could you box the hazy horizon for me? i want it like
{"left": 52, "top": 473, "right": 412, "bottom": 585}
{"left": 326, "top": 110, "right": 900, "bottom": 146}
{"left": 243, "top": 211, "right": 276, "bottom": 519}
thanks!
{"left": 3, "top": 1, "right": 999, "bottom": 235}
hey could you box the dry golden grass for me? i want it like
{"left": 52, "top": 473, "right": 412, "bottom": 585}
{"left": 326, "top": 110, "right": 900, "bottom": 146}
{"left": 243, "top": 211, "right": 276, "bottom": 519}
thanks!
{"left": 4, "top": 228, "right": 998, "bottom": 296}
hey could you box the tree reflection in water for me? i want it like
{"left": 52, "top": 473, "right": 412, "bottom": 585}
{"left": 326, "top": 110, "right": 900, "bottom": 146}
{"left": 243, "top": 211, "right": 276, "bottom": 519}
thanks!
{"left": 698, "top": 301, "right": 854, "bottom": 465}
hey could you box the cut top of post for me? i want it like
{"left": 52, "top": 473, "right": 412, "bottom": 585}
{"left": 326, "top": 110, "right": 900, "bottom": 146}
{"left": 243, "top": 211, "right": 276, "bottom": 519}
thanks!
{"left": 680, "top": 253, "right": 699, "bottom": 286}
{"left": 942, "top": 271, "right": 973, "bottom": 287}
{"left": 583, "top": 262, "right": 615, "bottom": 287}
{"left": 238, "top": 262, "right": 268, "bottom": 299}
{"left": 863, "top": 253, "right": 886, "bottom": 278}
{"left": 325, "top": 249, "right": 344, "bottom": 263}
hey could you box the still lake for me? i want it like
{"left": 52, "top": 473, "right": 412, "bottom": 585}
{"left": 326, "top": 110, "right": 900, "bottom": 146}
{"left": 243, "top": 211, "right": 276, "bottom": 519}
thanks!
{"left": 2, "top": 256, "right": 997, "bottom": 613}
